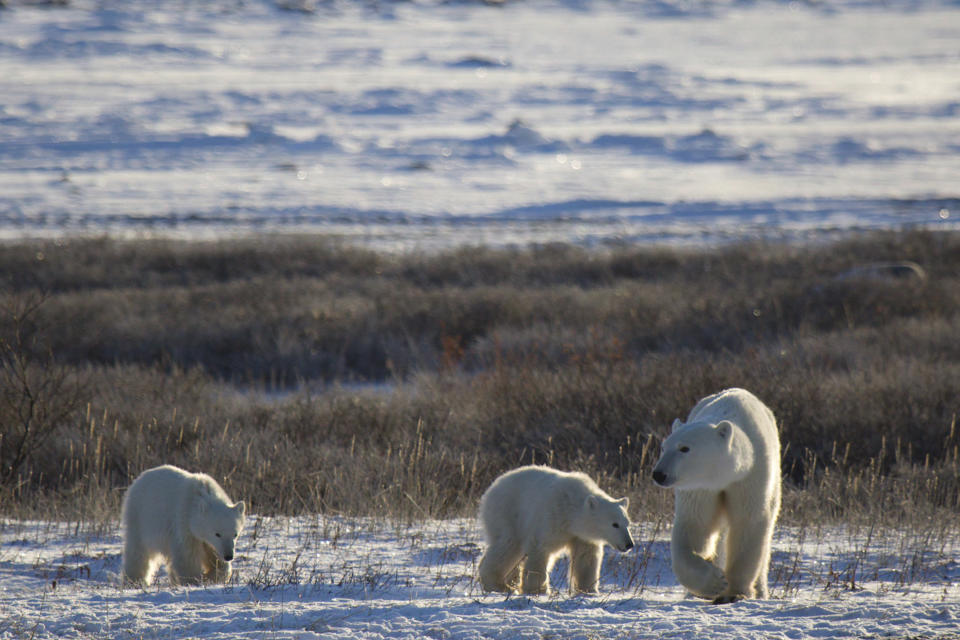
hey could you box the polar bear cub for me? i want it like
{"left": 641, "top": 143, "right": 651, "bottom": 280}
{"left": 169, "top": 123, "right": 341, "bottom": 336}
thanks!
{"left": 122, "top": 464, "right": 246, "bottom": 586}
{"left": 478, "top": 465, "right": 634, "bottom": 595}
{"left": 652, "top": 388, "right": 781, "bottom": 603}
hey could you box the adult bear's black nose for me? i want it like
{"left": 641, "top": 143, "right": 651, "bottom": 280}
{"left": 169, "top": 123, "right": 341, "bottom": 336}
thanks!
{"left": 223, "top": 553, "right": 233, "bottom": 562}
{"left": 652, "top": 470, "right": 667, "bottom": 485}
{"left": 625, "top": 540, "right": 634, "bottom": 551}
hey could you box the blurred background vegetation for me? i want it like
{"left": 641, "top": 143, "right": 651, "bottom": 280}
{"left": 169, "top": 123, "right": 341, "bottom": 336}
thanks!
{"left": 1, "top": 231, "right": 957, "bottom": 526}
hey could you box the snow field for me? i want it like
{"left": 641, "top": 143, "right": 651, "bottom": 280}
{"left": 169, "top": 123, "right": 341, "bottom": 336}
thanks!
{"left": 2, "top": 515, "right": 959, "bottom": 639}
{"left": 1, "top": 0, "right": 959, "bottom": 249}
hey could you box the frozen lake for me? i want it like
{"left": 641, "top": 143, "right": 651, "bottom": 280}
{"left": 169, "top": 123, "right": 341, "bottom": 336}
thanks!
{"left": 1, "top": 0, "right": 959, "bottom": 251}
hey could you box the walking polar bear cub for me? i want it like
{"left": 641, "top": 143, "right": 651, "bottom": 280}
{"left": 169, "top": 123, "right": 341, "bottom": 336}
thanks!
{"left": 122, "top": 465, "right": 246, "bottom": 586}
{"left": 478, "top": 465, "right": 634, "bottom": 595}
{"left": 653, "top": 388, "right": 781, "bottom": 603}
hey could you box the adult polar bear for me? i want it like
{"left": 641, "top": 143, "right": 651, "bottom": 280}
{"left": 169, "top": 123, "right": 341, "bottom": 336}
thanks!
{"left": 652, "top": 388, "right": 781, "bottom": 603}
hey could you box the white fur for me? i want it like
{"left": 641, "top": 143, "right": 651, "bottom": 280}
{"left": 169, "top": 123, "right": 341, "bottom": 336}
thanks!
{"left": 652, "top": 388, "right": 781, "bottom": 603}
{"left": 121, "top": 465, "right": 246, "bottom": 587}
{"left": 477, "top": 465, "right": 634, "bottom": 595}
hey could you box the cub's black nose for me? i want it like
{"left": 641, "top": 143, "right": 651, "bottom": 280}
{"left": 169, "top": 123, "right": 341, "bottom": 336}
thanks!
{"left": 625, "top": 541, "right": 634, "bottom": 550}
{"left": 223, "top": 553, "right": 233, "bottom": 562}
{"left": 652, "top": 470, "right": 667, "bottom": 485}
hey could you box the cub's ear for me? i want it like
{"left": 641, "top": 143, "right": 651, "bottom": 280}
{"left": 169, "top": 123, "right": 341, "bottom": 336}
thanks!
{"left": 233, "top": 501, "right": 246, "bottom": 516}
{"left": 616, "top": 497, "right": 629, "bottom": 509}
{"left": 716, "top": 421, "right": 733, "bottom": 439}
{"left": 671, "top": 419, "right": 684, "bottom": 432}
{"left": 585, "top": 495, "right": 599, "bottom": 511}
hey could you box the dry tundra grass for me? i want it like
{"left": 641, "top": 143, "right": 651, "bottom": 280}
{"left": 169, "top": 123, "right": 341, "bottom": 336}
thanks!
{"left": 0, "top": 231, "right": 958, "bottom": 533}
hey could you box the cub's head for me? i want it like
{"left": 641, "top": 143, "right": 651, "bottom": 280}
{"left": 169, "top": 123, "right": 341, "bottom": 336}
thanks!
{"left": 651, "top": 420, "right": 754, "bottom": 490}
{"left": 190, "top": 488, "right": 246, "bottom": 563}
{"left": 574, "top": 494, "right": 634, "bottom": 552}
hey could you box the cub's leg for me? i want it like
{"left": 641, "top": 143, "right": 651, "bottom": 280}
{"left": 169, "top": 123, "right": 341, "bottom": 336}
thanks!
{"left": 520, "top": 545, "right": 551, "bottom": 595}
{"left": 479, "top": 534, "right": 524, "bottom": 593}
{"left": 569, "top": 539, "right": 603, "bottom": 595}
{"left": 201, "top": 544, "right": 232, "bottom": 584}
{"left": 122, "top": 537, "right": 152, "bottom": 586}
{"left": 168, "top": 544, "right": 204, "bottom": 586}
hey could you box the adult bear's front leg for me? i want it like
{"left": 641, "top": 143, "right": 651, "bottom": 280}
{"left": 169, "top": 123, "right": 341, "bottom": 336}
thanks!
{"left": 671, "top": 491, "right": 728, "bottom": 600}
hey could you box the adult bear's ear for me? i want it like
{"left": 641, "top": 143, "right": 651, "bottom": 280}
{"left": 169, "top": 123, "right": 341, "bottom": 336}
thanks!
{"left": 716, "top": 421, "right": 733, "bottom": 439}
{"left": 234, "top": 501, "right": 246, "bottom": 516}
{"left": 617, "top": 497, "right": 629, "bottom": 509}
{"left": 671, "top": 419, "right": 683, "bottom": 432}
{"left": 585, "top": 495, "right": 599, "bottom": 511}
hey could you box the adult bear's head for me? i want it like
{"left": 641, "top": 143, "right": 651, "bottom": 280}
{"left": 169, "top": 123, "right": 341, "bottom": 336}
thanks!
{"left": 651, "top": 420, "right": 754, "bottom": 491}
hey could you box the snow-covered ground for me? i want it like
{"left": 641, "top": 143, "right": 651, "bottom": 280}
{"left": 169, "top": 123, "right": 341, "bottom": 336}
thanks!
{"left": 2, "top": 516, "right": 959, "bottom": 639}
{"left": 1, "top": 0, "right": 959, "bottom": 250}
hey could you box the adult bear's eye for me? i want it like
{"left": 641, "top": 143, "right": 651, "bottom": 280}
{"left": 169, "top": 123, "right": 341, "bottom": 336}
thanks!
{"left": 612, "top": 523, "right": 620, "bottom": 528}
{"left": 679, "top": 446, "right": 690, "bottom": 453}
{"left": 215, "top": 533, "right": 222, "bottom": 538}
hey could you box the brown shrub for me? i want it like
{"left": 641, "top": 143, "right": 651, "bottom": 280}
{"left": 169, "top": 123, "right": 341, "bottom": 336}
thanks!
{"left": 0, "top": 230, "right": 958, "bottom": 523}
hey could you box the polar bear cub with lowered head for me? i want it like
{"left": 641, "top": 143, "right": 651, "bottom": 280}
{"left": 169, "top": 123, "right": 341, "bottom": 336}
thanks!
{"left": 122, "top": 464, "right": 246, "bottom": 586}
{"left": 652, "top": 388, "right": 781, "bottom": 603}
{"left": 478, "top": 465, "right": 634, "bottom": 595}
